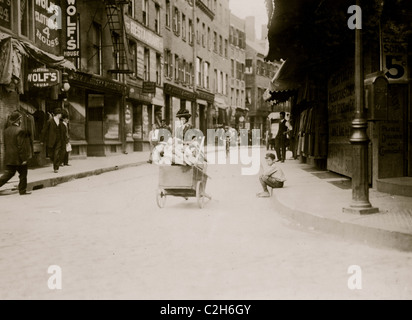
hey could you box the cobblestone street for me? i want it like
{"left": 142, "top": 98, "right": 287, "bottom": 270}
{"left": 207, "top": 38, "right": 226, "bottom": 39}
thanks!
{"left": 0, "top": 161, "right": 411, "bottom": 300}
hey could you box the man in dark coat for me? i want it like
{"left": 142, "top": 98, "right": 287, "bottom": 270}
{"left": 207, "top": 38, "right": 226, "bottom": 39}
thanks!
{"left": 59, "top": 111, "right": 71, "bottom": 167}
{"left": 0, "top": 112, "right": 33, "bottom": 195}
{"left": 275, "top": 112, "right": 288, "bottom": 163}
{"left": 42, "top": 108, "right": 63, "bottom": 173}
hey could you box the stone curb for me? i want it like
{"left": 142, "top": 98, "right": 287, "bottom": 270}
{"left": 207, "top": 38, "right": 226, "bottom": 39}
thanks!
{"left": 25, "top": 161, "right": 148, "bottom": 192}
{"left": 273, "top": 195, "right": 412, "bottom": 252}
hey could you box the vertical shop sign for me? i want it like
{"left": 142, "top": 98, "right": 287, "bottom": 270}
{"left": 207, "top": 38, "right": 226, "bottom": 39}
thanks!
{"left": 35, "top": 0, "right": 61, "bottom": 55}
{"left": 64, "top": 0, "right": 80, "bottom": 58}
{"left": 0, "top": 0, "right": 11, "bottom": 29}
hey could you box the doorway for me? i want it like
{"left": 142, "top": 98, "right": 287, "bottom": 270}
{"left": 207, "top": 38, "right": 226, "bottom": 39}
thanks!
{"left": 87, "top": 94, "right": 104, "bottom": 143}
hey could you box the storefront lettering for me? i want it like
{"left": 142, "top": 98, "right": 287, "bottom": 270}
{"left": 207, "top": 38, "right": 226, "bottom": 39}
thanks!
{"left": 71, "top": 73, "right": 125, "bottom": 93}
{"left": 124, "top": 16, "right": 163, "bottom": 52}
{"left": 28, "top": 68, "right": 59, "bottom": 87}
{"left": 164, "top": 84, "right": 197, "bottom": 101}
{"left": 379, "top": 123, "right": 403, "bottom": 156}
{"left": 35, "top": 0, "right": 61, "bottom": 54}
{"left": 65, "top": 0, "right": 80, "bottom": 57}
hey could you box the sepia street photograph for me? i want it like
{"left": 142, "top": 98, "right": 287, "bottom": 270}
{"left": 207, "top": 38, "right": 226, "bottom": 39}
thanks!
{"left": 0, "top": 0, "right": 412, "bottom": 303}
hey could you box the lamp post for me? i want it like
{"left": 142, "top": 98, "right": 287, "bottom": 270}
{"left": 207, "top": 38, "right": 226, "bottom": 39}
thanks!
{"left": 343, "top": 0, "right": 379, "bottom": 215}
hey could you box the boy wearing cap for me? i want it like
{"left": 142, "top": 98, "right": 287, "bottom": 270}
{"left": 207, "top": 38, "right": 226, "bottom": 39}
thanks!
{"left": 257, "top": 153, "right": 286, "bottom": 198}
{"left": 0, "top": 112, "right": 33, "bottom": 195}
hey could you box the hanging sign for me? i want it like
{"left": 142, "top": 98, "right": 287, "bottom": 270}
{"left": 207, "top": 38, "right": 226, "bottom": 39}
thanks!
{"left": 35, "top": 0, "right": 61, "bottom": 55}
{"left": 28, "top": 68, "right": 60, "bottom": 88}
{"left": 64, "top": 0, "right": 80, "bottom": 58}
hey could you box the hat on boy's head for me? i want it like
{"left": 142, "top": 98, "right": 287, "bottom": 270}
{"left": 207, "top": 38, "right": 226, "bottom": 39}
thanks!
{"left": 54, "top": 108, "right": 62, "bottom": 115}
{"left": 265, "top": 153, "right": 276, "bottom": 160}
{"left": 9, "top": 111, "right": 22, "bottom": 124}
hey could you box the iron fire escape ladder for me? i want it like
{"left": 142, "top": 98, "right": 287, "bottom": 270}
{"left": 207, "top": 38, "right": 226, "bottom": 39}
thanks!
{"left": 104, "top": 0, "right": 133, "bottom": 74}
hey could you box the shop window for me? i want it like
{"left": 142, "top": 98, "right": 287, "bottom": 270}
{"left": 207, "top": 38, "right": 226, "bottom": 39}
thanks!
{"left": 104, "top": 96, "right": 120, "bottom": 141}
{"left": 133, "top": 105, "right": 143, "bottom": 140}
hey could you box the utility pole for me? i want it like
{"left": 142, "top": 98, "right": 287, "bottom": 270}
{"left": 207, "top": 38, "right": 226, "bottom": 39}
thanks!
{"left": 343, "top": 0, "right": 379, "bottom": 215}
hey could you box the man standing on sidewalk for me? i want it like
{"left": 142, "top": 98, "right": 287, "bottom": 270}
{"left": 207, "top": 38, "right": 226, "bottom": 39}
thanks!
{"left": 42, "top": 108, "right": 63, "bottom": 173}
{"left": 275, "top": 112, "right": 288, "bottom": 163}
{"left": 0, "top": 112, "right": 33, "bottom": 195}
{"left": 257, "top": 153, "right": 286, "bottom": 198}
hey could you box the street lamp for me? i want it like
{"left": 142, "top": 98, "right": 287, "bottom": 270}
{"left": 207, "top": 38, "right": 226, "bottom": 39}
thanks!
{"left": 62, "top": 71, "right": 71, "bottom": 94}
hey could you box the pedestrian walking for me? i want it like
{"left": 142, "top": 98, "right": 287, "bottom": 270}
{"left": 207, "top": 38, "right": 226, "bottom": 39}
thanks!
{"left": 0, "top": 112, "right": 33, "bottom": 195}
{"left": 60, "top": 111, "right": 71, "bottom": 167}
{"left": 257, "top": 153, "right": 286, "bottom": 198}
{"left": 275, "top": 111, "right": 288, "bottom": 162}
{"left": 41, "top": 108, "right": 63, "bottom": 173}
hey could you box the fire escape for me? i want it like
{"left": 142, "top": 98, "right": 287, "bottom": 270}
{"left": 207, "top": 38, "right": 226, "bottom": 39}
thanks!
{"left": 104, "top": 0, "right": 133, "bottom": 74}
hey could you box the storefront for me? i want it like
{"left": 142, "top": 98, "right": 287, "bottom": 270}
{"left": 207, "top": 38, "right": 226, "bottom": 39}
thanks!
{"left": 196, "top": 89, "right": 215, "bottom": 132}
{"left": 68, "top": 72, "right": 125, "bottom": 157}
{"left": 164, "top": 83, "right": 197, "bottom": 134}
{"left": 127, "top": 84, "right": 153, "bottom": 152}
{"left": 0, "top": 32, "right": 76, "bottom": 170}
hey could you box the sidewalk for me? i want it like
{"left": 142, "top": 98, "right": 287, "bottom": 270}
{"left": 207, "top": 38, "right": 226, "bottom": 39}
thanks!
{"left": 271, "top": 157, "right": 412, "bottom": 252}
{"left": 0, "top": 151, "right": 151, "bottom": 194}
{"left": 1, "top": 148, "right": 412, "bottom": 252}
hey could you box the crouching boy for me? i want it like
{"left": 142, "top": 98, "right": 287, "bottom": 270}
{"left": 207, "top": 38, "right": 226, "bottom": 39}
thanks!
{"left": 257, "top": 153, "right": 286, "bottom": 198}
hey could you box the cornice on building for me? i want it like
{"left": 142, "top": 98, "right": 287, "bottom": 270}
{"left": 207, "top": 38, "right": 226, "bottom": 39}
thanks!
{"left": 196, "top": 0, "right": 215, "bottom": 20}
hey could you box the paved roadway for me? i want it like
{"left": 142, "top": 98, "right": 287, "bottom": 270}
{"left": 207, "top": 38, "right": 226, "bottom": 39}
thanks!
{"left": 0, "top": 161, "right": 411, "bottom": 300}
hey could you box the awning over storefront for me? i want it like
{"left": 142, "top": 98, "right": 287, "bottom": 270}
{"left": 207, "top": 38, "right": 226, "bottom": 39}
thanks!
{"left": 264, "top": 59, "right": 302, "bottom": 103}
{"left": 214, "top": 97, "right": 227, "bottom": 110}
{"left": 21, "top": 41, "right": 76, "bottom": 71}
{"left": 0, "top": 31, "right": 76, "bottom": 92}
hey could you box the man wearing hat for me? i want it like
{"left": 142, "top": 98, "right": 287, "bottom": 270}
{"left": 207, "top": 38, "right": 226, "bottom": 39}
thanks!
{"left": 257, "top": 153, "right": 286, "bottom": 198}
{"left": 41, "top": 108, "right": 63, "bottom": 173}
{"left": 0, "top": 112, "right": 33, "bottom": 195}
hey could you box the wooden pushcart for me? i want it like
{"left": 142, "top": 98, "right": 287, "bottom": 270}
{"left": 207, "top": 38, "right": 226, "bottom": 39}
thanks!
{"left": 156, "top": 165, "right": 211, "bottom": 209}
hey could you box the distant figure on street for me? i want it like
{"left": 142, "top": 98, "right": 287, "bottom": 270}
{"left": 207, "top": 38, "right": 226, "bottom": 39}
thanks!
{"left": 148, "top": 124, "right": 160, "bottom": 164}
{"left": 275, "top": 111, "right": 288, "bottom": 162}
{"left": 0, "top": 112, "right": 33, "bottom": 195}
{"left": 60, "top": 111, "right": 71, "bottom": 167}
{"left": 257, "top": 153, "right": 286, "bottom": 198}
{"left": 42, "top": 108, "right": 63, "bottom": 173}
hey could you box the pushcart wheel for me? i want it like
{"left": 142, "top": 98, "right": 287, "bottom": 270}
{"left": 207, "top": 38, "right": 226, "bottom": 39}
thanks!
{"left": 156, "top": 189, "right": 167, "bottom": 208}
{"left": 196, "top": 181, "right": 205, "bottom": 209}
